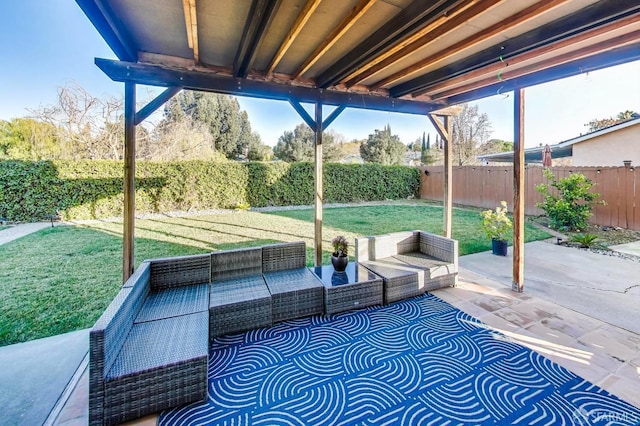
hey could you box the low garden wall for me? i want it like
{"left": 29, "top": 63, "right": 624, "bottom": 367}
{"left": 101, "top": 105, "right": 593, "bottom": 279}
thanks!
{"left": 0, "top": 160, "right": 420, "bottom": 221}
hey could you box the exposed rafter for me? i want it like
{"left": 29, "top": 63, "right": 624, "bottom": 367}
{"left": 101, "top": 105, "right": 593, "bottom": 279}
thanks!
{"left": 435, "top": 32, "right": 640, "bottom": 101}
{"left": 293, "top": 0, "right": 376, "bottom": 79}
{"left": 391, "top": 0, "right": 640, "bottom": 98}
{"left": 373, "top": 0, "right": 570, "bottom": 90}
{"left": 95, "top": 59, "right": 440, "bottom": 115}
{"left": 426, "top": 14, "right": 640, "bottom": 98}
{"left": 316, "top": 0, "right": 467, "bottom": 88}
{"left": 76, "top": 0, "right": 137, "bottom": 61}
{"left": 266, "top": 0, "right": 322, "bottom": 75}
{"left": 345, "top": 0, "right": 504, "bottom": 87}
{"left": 343, "top": 0, "right": 490, "bottom": 86}
{"left": 182, "top": 0, "right": 199, "bottom": 63}
{"left": 447, "top": 42, "right": 640, "bottom": 104}
{"left": 234, "top": 0, "right": 281, "bottom": 78}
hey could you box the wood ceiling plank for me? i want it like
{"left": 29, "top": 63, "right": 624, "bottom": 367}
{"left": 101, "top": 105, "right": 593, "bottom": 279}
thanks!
{"left": 293, "top": 0, "right": 377, "bottom": 79}
{"left": 266, "top": 0, "right": 322, "bottom": 75}
{"left": 182, "top": 0, "right": 199, "bottom": 63}
{"left": 374, "top": 0, "right": 570, "bottom": 90}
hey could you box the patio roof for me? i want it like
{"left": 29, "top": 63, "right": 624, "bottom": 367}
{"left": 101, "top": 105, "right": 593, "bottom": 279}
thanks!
{"left": 75, "top": 0, "right": 640, "bottom": 289}
{"left": 77, "top": 0, "right": 640, "bottom": 109}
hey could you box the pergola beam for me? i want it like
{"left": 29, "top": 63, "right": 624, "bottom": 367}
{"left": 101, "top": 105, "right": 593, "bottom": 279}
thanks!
{"left": 391, "top": 0, "right": 639, "bottom": 97}
{"left": 447, "top": 42, "right": 640, "bottom": 104}
{"left": 427, "top": 17, "right": 640, "bottom": 99}
{"left": 317, "top": 0, "right": 467, "bottom": 88}
{"left": 293, "top": 0, "right": 376, "bottom": 79}
{"left": 266, "top": 0, "right": 321, "bottom": 75}
{"left": 95, "top": 58, "right": 440, "bottom": 115}
{"left": 234, "top": 0, "right": 281, "bottom": 78}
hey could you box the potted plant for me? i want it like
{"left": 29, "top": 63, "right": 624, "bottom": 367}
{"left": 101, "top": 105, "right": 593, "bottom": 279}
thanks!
{"left": 481, "top": 201, "right": 512, "bottom": 256}
{"left": 331, "top": 235, "right": 349, "bottom": 272}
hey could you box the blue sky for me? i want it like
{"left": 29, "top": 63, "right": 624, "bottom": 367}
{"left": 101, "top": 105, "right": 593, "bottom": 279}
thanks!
{"left": 1, "top": 1, "right": 639, "bottom": 148}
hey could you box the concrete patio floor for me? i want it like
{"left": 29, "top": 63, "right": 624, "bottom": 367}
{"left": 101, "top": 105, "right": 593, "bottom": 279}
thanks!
{"left": 2, "top": 242, "right": 638, "bottom": 425}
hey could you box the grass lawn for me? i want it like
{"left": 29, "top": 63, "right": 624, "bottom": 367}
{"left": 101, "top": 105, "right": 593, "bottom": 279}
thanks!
{"left": 0, "top": 203, "right": 549, "bottom": 346}
{"left": 0, "top": 225, "right": 9, "bottom": 231}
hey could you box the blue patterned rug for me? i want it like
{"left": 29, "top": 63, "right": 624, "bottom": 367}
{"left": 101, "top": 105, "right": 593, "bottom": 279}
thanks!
{"left": 160, "top": 294, "right": 640, "bottom": 425}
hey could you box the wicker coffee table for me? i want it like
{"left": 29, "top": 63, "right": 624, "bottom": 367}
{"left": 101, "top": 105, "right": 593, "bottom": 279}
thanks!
{"left": 312, "top": 263, "right": 383, "bottom": 315}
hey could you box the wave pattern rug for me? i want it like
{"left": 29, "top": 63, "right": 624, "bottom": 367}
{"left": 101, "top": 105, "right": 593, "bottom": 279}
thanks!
{"left": 160, "top": 293, "right": 640, "bottom": 425}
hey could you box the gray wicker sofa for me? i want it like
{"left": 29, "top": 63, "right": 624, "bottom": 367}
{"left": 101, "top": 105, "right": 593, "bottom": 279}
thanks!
{"left": 90, "top": 241, "right": 324, "bottom": 425}
{"left": 89, "top": 255, "right": 210, "bottom": 426}
{"left": 355, "top": 230, "right": 458, "bottom": 303}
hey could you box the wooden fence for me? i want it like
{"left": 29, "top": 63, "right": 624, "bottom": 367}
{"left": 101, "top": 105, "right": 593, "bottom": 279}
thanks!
{"left": 419, "top": 165, "right": 640, "bottom": 231}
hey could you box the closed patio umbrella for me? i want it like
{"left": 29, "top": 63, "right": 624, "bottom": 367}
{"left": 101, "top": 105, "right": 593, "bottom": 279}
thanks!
{"left": 542, "top": 144, "right": 552, "bottom": 167}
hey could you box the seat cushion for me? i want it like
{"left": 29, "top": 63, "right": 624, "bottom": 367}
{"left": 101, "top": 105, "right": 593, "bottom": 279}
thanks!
{"left": 107, "top": 311, "right": 208, "bottom": 380}
{"left": 392, "top": 252, "right": 455, "bottom": 279}
{"left": 135, "top": 284, "right": 209, "bottom": 324}
{"left": 263, "top": 268, "right": 324, "bottom": 322}
{"left": 210, "top": 275, "right": 272, "bottom": 339}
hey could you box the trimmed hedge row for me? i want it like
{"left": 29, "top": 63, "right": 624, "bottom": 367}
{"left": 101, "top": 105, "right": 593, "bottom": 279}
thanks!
{"left": 0, "top": 160, "right": 420, "bottom": 221}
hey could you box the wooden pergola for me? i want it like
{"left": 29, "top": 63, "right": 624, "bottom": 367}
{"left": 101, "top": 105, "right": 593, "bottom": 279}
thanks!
{"left": 76, "top": 0, "right": 640, "bottom": 292}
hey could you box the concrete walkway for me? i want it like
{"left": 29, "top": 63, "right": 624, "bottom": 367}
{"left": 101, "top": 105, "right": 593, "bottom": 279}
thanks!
{"left": 0, "top": 329, "right": 89, "bottom": 426}
{"left": 460, "top": 241, "right": 640, "bottom": 334}
{"left": 0, "top": 222, "right": 58, "bottom": 246}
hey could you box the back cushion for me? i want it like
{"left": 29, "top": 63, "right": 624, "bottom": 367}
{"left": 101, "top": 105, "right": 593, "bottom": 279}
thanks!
{"left": 150, "top": 254, "right": 211, "bottom": 290}
{"left": 212, "top": 247, "right": 262, "bottom": 281}
{"left": 262, "top": 241, "right": 307, "bottom": 272}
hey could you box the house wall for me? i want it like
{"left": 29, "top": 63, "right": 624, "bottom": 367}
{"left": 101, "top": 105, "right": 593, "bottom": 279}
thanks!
{"left": 572, "top": 123, "right": 640, "bottom": 166}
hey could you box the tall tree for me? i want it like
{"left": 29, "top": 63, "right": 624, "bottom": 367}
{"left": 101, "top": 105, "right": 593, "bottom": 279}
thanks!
{"left": 584, "top": 110, "right": 638, "bottom": 132}
{"left": 359, "top": 124, "right": 406, "bottom": 165}
{"left": 161, "top": 90, "right": 268, "bottom": 159}
{"left": 273, "top": 123, "right": 342, "bottom": 162}
{"left": 0, "top": 118, "right": 59, "bottom": 160}
{"left": 451, "top": 103, "right": 492, "bottom": 165}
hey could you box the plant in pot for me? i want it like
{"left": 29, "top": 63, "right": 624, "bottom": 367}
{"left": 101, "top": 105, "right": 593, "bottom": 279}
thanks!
{"left": 331, "top": 235, "right": 349, "bottom": 272}
{"left": 481, "top": 201, "right": 512, "bottom": 256}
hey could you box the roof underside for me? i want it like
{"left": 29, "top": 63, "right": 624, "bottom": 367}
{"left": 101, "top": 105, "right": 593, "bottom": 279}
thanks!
{"left": 77, "top": 0, "right": 640, "bottom": 114}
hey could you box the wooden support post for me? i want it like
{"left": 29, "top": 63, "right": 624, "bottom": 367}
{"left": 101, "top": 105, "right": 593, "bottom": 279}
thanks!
{"left": 314, "top": 101, "right": 323, "bottom": 266}
{"left": 513, "top": 88, "right": 525, "bottom": 292}
{"left": 123, "top": 82, "right": 136, "bottom": 282}
{"left": 427, "top": 113, "right": 453, "bottom": 238}
{"left": 443, "top": 115, "right": 453, "bottom": 238}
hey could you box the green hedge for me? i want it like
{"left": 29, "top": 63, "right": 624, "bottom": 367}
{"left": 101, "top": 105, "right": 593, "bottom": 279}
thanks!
{"left": 0, "top": 160, "right": 420, "bottom": 221}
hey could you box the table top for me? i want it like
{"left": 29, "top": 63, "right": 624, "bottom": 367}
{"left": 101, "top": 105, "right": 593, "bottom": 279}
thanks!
{"left": 312, "top": 262, "right": 380, "bottom": 288}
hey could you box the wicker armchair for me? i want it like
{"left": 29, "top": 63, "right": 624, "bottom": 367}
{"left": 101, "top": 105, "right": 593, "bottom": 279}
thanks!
{"left": 89, "top": 256, "right": 210, "bottom": 426}
{"left": 209, "top": 247, "right": 272, "bottom": 340}
{"left": 355, "top": 230, "right": 458, "bottom": 303}
{"left": 262, "top": 241, "right": 324, "bottom": 322}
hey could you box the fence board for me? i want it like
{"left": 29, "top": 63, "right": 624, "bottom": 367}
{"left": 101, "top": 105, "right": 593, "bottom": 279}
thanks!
{"left": 419, "top": 165, "right": 639, "bottom": 230}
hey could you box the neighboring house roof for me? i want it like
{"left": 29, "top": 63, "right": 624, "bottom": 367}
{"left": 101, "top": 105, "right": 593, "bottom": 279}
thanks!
{"left": 477, "top": 116, "right": 640, "bottom": 164}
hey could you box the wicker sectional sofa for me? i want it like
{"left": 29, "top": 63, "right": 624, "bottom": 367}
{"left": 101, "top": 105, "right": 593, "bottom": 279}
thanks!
{"left": 355, "top": 230, "right": 458, "bottom": 303}
{"left": 90, "top": 241, "right": 324, "bottom": 425}
{"left": 90, "top": 234, "right": 458, "bottom": 424}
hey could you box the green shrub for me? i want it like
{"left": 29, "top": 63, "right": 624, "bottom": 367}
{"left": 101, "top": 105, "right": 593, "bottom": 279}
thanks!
{"left": 535, "top": 169, "right": 603, "bottom": 231}
{"left": 569, "top": 233, "right": 599, "bottom": 248}
{"left": 0, "top": 160, "right": 420, "bottom": 221}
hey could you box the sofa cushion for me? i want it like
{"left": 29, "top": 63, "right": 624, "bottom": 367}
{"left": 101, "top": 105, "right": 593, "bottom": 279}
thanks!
{"left": 135, "top": 283, "right": 209, "bottom": 324}
{"left": 106, "top": 311, "right": 208, "bottom": 380}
